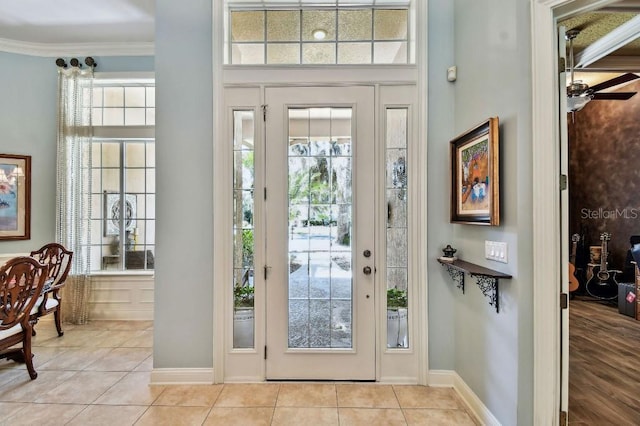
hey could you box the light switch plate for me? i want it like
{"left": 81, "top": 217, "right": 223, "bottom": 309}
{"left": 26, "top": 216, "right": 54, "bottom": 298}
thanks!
{"left": 485, "top": 241, "right": 508, "bottom": 263}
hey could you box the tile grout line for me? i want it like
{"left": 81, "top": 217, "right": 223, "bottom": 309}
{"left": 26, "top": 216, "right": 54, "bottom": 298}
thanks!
{"left": 391, "top": 384, "right": 410, "bottom": 425}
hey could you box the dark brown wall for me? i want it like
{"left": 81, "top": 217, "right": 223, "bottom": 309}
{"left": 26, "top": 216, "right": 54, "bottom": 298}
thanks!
{"left": 569, "top": 79, "right": 640, "bottom": 280}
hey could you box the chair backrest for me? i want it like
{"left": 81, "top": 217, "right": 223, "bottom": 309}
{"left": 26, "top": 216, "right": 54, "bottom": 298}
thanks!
{"left": 30, "top": 243, "right": 73, "bottom": 290}
{"left": 0, "top": 256, "right": 48, "bottom": 331}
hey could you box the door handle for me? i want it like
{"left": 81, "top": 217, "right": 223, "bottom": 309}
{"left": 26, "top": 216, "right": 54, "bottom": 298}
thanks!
{"left": 363, "top": 266, "right": 372, "bottom": 275}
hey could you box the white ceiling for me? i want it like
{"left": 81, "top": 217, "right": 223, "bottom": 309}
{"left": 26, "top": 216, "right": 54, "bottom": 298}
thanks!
{"left": 0, "top": 0, "right": 154, "bottom": 55}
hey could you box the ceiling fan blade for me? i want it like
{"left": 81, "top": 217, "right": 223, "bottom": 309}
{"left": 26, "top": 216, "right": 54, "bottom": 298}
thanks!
{"left": 589, "top": 73, "right": 639, "bottom": 93}
{"left": 592, "top": 92, "right": 637, "bottom": 100}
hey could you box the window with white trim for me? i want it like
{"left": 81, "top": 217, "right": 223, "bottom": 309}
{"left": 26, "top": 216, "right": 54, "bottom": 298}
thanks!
{"left": 88, "top": 78, "right": 155, "bottom": 272}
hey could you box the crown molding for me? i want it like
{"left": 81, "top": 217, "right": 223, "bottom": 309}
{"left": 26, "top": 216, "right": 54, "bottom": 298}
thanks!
{"left": 575, "top": 14, "right": 640, "bottom": 68}
{"left": 0, "top": 38, "right": 154, "bottom": 57}
{"left": 582, "top": 55, "right": 640, "bottom": 71}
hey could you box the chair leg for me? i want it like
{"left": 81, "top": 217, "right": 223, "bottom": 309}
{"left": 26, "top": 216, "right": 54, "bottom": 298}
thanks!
{"left": 30, "top": 316, "right": 39, "bottom": 336}
{"left": 54, "top": 309, "right": 64, "bottom": 336}
{"left": 23, "top": 325, "right": 38, "bottom": 380}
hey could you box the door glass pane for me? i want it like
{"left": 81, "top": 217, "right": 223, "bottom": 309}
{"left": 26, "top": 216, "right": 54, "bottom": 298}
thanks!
{"left": 231, "top": 11, "right": 265, "bottom": 42}
{"left": 386, "top": 108, "right": 409, "bottom": 349}
{"left": 338, "top": 43, "right": 372, "bottom": 64}
{"left": 267, "top": 43, "right": 300, "bottom": 64}
{"left": 267, "top": 10, "right": 300, "bottom": 42}
{"left": 288, "top": 107, "right": 353, "bottom": 349}
{"left": 302, "top": 10, "right": 336, "bottom": 41}
{"left": 233, "top": 110, "right": 255, "bottom": 349}
{"left": 232, "top": 44, "right": 265, "bottom": 65}
{"left": 338, "top": 10, "right": 372, "bottom": 41}
{"left": 374, "top": 42, "right": 408, "bottom": 64}
{"left": 373, "top": 9, "right": 408, "bottom": 40}
{"left": 302, "top": 43, "right": 336, "bottom": 64}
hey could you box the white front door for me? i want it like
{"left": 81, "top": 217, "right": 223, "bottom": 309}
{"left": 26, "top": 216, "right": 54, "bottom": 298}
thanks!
{"left": 264, "top": 86, "right": 376, "bottom": 380}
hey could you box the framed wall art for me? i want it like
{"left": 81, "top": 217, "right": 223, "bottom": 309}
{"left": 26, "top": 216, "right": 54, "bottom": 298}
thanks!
{"left": 0, "top": 154, "right": 31, "bottom": 240}
{"left": 104, "top": 191, "right": 137, "bottom": 236}
{"left": 450, "top": 117, "right": 500, "bottom": 226}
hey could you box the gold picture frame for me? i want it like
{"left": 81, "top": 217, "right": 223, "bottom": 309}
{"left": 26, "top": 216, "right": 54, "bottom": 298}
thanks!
{"left": 0, "top": 154, "right": 31, "bottom": 240}
{"left": 450, "top": 117, "right": 500, "bottom": 226}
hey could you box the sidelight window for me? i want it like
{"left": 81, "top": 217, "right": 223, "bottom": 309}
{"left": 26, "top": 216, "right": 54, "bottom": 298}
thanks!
{"left": 386, "top": 107, "right": 409, "bottom": 349}
{"left": 232, "top": 110, "right": 256, "bottom": 349}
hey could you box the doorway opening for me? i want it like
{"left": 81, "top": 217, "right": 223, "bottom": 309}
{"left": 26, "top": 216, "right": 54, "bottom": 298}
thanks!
{"left": 531, "top": 0, "right": 640, "bottom": 422}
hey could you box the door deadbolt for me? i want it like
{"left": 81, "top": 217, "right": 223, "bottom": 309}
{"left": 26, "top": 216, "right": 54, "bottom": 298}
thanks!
{"left": 363, "top": 249, "right": 371, "bottom": 258}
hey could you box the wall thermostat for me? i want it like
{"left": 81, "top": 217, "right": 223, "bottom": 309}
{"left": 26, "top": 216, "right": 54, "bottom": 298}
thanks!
{"left": 447, "top": 66, "right": 457, "bottom": 82}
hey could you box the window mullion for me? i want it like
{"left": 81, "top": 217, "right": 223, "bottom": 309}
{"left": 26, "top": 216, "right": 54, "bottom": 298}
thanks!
{"left": 119, "top": 141, "right": 126, "bottom": 270}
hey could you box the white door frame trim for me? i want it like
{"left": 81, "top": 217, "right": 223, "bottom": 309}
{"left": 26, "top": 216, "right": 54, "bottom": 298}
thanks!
{"left": 531, "top": 0, "right": 618, "bottom": 423}
{"left": 213, "top": 0, "right": 226, "bottom": 384}
{"left": 212, "top": 1, "right": 428, "bottom": 384}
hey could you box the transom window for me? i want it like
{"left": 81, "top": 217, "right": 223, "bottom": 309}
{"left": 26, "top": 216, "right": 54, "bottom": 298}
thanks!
{"left": 91, "top": 84, "right": 155, "bottom": 126}
{"left": 228, "top": 7, "right": 411, "bottom": 65}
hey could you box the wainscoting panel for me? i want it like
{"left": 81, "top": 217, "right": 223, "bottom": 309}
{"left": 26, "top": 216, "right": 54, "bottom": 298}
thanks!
{"left": 89, "top": 274, "right": 154, "bottom": 320}
{"left": 0, "top": 253, "right": 27, "bottom": 265}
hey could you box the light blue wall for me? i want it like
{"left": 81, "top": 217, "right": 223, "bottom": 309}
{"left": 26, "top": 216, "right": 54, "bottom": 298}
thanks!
{"left": 426, "top": 0, "right": 456, "bottom": 370}
{"left": 154, "top": 0, "right": 213, "bottom": 368}
{"left": 0, "top": 52, "right": 153, "bottom": 255}
{"left": 0, "top": 53, "right": 57, "bottom": 253}
{"left": 450, "top": 1, "right": 533, "bottom": 424}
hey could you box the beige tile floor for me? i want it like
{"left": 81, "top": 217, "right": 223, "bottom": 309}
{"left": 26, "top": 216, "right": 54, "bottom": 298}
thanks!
{"left": 0, "top": 318, "right": 478, "bottom": 425}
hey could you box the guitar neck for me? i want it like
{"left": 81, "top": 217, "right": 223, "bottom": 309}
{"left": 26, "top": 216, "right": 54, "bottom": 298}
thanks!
{"left": 600, "top": 239, "right": 608, "bottom": 272}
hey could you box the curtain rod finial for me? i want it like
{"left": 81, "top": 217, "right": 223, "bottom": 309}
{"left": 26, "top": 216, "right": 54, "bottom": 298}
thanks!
{"left": 85, "top": 57, "right": 97, "bottom": 68}
{"left": 55, "top": 58, "right": 67, "bottom": 68}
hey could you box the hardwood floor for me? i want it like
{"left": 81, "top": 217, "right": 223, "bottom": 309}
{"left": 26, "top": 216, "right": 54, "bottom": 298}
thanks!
{"left": 569, "top": 297, "right": 640, "bottom": 425}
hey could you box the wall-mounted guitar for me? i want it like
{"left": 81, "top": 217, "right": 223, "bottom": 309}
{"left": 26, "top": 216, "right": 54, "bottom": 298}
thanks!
{"left": 569, "top": 234, "right": 580, "bottom": 293}
{"left": 585, "top": 232, "right": 620, "bottom": 300}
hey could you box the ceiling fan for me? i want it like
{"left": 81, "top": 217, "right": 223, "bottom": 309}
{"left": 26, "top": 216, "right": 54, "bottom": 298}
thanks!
{"left": 565, "top": 29, "right": 639, "bottom": 112}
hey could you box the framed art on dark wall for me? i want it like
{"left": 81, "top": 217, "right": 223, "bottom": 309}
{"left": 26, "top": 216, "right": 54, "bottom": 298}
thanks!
{"left": 0, "top": 154, "right": 31, "bottom": 240}
{"left": 450, "top": 117, "right": 500, "bottom": 226}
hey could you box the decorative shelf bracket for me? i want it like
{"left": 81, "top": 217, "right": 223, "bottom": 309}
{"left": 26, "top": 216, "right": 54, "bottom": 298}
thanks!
{"left": 437, "top": 258, "right": 511, "bottom": 313}
{"left": 441, "top": 263, "right": 465, "bottom": 293}
{"left": 472, "top": 274, "right": 499, "bottom": 312}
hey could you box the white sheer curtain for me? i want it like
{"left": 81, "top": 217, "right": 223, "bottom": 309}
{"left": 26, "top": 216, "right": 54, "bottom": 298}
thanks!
{"left": 56, "top": 62, "right": 93, "bottom": 324}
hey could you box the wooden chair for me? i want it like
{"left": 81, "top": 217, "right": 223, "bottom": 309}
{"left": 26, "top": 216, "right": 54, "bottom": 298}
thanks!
{"left": 29, "top": 243, "right": 73, "bottom": 336}
{"left": 0, "top": 256, "right": 48, "bottom": 379}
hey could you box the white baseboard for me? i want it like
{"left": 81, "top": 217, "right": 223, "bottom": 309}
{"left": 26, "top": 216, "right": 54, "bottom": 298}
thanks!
{"left": 378, "top": 376, "right": 419, "bottom": 384}
{"left": 429, "top": 370, "right": 501, "bottom": 426}
{"left": 150, "top": 368, "right": 215, "bottom": 385}
{"left": 223, "top": 376, "right": 268, "bottom": 383}
{"left": 427, "top": 369, "right": 455, "bottom": 387}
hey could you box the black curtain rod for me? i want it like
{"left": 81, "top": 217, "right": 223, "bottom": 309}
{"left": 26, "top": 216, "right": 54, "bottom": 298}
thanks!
{"left": 55, "top": 57, "right": 97, "bottom": 69}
